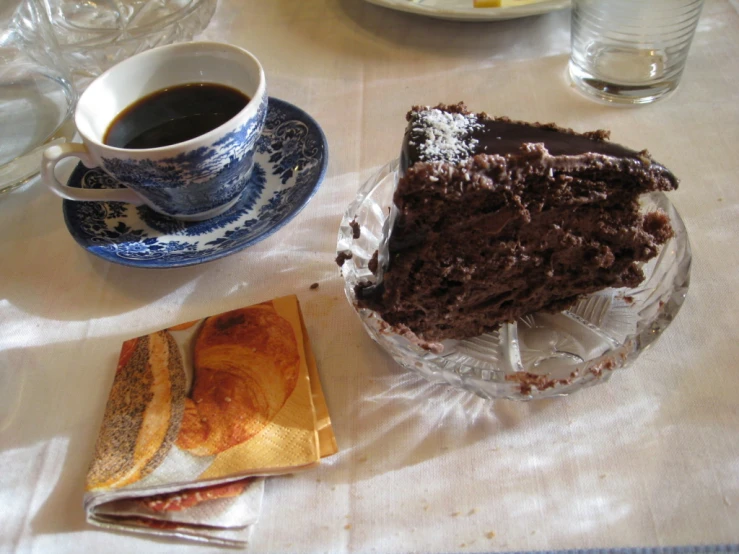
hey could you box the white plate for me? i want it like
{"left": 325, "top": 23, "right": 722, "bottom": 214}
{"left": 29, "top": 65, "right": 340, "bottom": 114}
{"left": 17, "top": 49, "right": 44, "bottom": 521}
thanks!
{"left": 363, "top": 0, "right": 570, "bottom": 22}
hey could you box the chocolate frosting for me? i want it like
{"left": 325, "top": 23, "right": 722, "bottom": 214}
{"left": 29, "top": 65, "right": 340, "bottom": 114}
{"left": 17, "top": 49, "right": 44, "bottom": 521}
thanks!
{"left": 400, "top": 103, "right": 676, "bottom": 188}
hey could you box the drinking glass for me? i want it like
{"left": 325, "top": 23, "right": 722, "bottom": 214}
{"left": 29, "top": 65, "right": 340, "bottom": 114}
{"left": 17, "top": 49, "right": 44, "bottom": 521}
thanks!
{"left": 569, "top": 0, "right": 705, "bottom": 105}
{"left": 0, "top": 0, "right": 76, "bottom": 194}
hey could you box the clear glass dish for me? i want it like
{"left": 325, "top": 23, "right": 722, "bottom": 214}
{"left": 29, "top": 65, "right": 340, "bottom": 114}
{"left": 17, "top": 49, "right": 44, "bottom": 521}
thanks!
{"left": 337, "top": 160, "right": 692, "bottom": 400}
{"left": 43, "top": 0, "right": 217, "bottom": 84}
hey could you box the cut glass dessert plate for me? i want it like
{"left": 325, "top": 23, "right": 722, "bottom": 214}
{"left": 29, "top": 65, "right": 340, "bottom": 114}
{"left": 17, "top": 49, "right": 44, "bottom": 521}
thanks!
{"left": 362, "top": 0, "right": 569, "bottom": 22}
{"left": 45, "top": 0, "right": 217, "bottom": 82}
{"left": 62, "top": 98, "right": 328, "bottom": 268}
{"left": 337, "top": 160, "right": 691, "bottom": 400}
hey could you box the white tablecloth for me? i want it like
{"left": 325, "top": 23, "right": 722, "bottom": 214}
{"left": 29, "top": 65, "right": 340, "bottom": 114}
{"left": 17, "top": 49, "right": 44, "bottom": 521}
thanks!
{"left": 2, "top": 1, "right": 738, "bottom": 552}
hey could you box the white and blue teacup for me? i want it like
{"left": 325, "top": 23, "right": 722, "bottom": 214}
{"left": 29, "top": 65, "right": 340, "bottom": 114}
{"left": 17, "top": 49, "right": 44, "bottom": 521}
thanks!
{"left": 42, "top": 42, "right": 267, "bottom": 221}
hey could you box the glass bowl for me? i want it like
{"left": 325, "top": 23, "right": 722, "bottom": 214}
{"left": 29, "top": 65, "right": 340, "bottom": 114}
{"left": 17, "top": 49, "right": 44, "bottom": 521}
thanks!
{"left": 337, "top": 160, "right": 692, "bottom": 401}
{"left": 45, "top": 0, "right": 217, "bottom": 84}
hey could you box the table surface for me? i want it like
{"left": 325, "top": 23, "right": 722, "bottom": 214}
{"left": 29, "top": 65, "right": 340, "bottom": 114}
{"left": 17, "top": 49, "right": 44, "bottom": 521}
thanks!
{"left": 2, "top": 1, "right": 738, "bottom": 553}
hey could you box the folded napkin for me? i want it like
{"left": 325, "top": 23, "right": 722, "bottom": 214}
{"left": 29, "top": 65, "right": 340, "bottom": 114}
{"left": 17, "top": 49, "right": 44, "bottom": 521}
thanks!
{"left": 84, "top": 295, "right": 337, "bottom": 547}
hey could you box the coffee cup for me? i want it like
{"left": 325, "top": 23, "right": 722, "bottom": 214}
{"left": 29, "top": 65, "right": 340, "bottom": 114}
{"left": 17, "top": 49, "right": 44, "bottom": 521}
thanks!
{"left": 42, "top": 42, "right": 267, "bottom": 221}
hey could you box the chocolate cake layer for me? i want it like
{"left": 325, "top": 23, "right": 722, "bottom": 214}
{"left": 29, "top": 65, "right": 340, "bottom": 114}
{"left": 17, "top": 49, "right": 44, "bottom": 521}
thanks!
{"left": 359, "top": 103, "right": 678, "bottom": 343}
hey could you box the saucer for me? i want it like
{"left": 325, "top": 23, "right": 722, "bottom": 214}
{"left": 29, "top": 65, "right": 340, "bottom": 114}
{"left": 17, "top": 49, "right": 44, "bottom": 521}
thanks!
{"left": 63, "top": 97, "right": 328, "bottom": 268}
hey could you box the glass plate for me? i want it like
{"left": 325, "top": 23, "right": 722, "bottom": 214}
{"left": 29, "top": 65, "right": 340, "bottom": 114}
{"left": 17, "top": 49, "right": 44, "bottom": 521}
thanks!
{"left": 44, "top": 0, "right": 217, "bottom": 83}
{"left": 337, "top": 160, "right": 692, "bottom": 400}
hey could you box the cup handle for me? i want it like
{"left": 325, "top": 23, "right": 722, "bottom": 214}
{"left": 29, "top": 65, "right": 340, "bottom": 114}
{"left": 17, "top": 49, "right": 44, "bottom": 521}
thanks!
{"left": 42, "top": 143, "right": 143, "bottom": 204}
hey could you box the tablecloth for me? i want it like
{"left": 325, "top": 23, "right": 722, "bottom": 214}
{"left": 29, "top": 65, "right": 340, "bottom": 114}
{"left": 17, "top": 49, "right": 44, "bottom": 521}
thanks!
{"left": 1, "top": 0, "right": 738, "bottom": 552}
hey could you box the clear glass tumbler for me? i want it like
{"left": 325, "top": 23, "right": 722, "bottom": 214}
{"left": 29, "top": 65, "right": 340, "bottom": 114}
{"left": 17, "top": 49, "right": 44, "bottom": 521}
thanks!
{"left": 0, "top": 0, "right": 77, "bottom": 194}
{"left": 569, "top": 0, "right": 704, "bottom": 105}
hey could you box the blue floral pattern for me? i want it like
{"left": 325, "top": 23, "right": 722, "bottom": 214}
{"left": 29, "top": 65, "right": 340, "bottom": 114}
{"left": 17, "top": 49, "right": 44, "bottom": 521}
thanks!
{"left": 100, "top": 95, "right": 268, "bottom": 217}
{"left": 257, "top": 106, "right": 323, "bottom": 186}
{"left": 62, "top": 98, "right": 328, "bottom": 268}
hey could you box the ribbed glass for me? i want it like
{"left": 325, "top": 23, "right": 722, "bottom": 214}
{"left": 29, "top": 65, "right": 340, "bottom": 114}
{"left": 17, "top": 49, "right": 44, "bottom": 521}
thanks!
{"left": 569, "top": 0, "right": 704, "bottom": 104}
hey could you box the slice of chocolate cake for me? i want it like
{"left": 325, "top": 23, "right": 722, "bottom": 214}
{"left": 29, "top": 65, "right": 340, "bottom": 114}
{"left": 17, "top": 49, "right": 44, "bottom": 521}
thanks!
{"left": 358, "top": 103, "right": 677, "bottom": 343}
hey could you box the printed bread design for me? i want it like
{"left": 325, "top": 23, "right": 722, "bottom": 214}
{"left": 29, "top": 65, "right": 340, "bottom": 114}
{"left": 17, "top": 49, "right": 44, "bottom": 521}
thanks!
{"left": 176, "top": 303, "right": 301, "bottom": 456}
{"left": 87, "top": 331, "right": 186, "bottom": 491}
{"left": 139, "top": 478, "right": 254, "bottom": 512}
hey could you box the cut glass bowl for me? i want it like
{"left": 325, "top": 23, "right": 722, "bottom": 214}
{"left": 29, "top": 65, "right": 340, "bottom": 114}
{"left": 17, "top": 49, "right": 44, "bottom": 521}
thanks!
{"left": 45, "top": 0, "right": 217, "bottom": 83}
{"left": 337, "top": 160, "right": 692, "bottom": 401}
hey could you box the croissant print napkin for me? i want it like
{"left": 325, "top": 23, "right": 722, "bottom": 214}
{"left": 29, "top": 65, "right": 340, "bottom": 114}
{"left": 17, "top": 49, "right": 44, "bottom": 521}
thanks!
{"left": 84, "top": 295, "right": 338, "bottom": 547}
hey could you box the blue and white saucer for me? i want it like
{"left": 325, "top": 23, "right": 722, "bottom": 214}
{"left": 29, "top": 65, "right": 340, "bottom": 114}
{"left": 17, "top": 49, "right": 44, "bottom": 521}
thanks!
{"left": 62, "top": 97, "right": 328, "bottom": 268}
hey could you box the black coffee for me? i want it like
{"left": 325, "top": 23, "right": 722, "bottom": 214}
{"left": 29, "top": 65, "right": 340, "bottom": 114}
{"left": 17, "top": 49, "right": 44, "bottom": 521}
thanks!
{"left": 104, "top": 83, "right": 250, "bottom": 149}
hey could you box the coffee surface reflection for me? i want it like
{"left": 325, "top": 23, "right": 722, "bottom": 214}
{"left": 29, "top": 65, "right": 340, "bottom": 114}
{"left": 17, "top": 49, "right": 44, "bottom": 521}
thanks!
{"left": 104, "top": 83, "right": 250, "bottom": 149}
